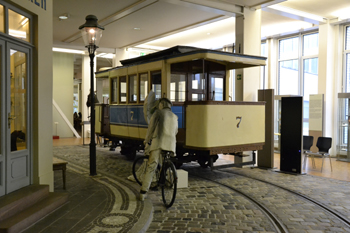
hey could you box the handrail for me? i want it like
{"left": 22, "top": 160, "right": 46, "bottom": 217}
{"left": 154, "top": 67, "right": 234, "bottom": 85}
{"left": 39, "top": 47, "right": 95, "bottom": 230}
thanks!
{"left": 53, "top": 99, "right": 81, "bottom": 138}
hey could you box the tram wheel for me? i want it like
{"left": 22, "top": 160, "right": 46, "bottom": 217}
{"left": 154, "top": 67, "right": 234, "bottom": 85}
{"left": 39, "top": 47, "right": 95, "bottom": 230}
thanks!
{"left": 198, "top": 159, "right": 209, "bottom": 168}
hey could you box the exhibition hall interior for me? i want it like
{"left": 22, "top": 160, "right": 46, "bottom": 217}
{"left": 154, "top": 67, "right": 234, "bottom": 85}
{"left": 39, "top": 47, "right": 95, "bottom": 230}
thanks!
{"left": 2, "top": 0, "right": 350, "bottom": 232}
{"left": 51, "top": 0, "right": 350, "bottom": 179}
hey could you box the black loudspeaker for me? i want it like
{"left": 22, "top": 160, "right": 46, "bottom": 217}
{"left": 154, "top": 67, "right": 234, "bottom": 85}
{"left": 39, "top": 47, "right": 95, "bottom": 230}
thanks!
{"left": 280, "top": 96, "right": 303, "bottom": 174}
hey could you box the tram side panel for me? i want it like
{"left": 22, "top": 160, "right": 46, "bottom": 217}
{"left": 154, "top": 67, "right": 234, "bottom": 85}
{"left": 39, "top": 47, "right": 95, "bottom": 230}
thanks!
{"left": 109, "top": 104, "right": 184, "bottom": 143}
{"left": 185, "top": 102, "right": 265, "bottom": 155}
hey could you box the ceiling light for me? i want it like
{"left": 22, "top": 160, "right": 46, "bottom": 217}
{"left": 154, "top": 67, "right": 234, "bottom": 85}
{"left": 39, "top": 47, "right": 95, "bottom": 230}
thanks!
{"left": 20, "top": 18, "right": 29, "bottom": 25}
{"left": 59, "top": 13, "right": 70, "bottom": 20}
{"left": 96, "top": 53, "right": 114, "bottom": 59}
{"left": 9, "top": 29, "right": 26, "bottom": 39}
{"left": 268, "top": 5, "right": 325, "bottom": 22}
{"left": 53, "top": 47, "right": 85, "bottom": 54}
{"left": 207, "top": 33, "right": 211, "bottom": 35}
{"left": 134, "top": 27, "right": 141, "bottom": 30}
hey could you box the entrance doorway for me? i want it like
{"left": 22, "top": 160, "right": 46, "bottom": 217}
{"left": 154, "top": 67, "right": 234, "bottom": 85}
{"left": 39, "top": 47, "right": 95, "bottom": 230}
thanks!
{"left": 0, "top": 40, "right": 32, "bottom": 196}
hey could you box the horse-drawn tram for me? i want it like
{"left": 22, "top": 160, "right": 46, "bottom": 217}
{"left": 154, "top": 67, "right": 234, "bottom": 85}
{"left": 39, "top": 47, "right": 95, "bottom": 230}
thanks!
{"left": 95, "top": 46, "right": 266, "bottom": 169}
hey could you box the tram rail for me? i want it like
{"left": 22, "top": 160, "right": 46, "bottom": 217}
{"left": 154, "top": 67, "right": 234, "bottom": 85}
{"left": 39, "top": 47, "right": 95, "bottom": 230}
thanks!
{"left": 188, "top": 167, "right": 350, "bottom": 232}
{"left": 219, "top": 169, "right": 350, "bottom": 229}
{"left": 190, "top": 172, "right": 289, "bottom": 233}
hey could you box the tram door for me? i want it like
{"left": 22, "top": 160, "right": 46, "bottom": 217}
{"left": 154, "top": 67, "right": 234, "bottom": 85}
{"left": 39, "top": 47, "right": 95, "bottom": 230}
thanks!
{"left": 0, "top": 41, "right": 31, "bottom": 196}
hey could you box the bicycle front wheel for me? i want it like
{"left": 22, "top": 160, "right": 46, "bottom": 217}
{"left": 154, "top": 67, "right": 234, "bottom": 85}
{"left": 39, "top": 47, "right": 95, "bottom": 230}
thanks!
{"left": 132, "top": 156, "right": 148, "bottom": 186}
{"left": 161, "top": 161, "right": 177, "bottom": 208}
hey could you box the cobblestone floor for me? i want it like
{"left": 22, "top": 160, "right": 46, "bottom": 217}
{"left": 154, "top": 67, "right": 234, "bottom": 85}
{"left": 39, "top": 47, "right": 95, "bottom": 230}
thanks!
{"left": 27, "top": 145, "right": 350, "bottom": 233}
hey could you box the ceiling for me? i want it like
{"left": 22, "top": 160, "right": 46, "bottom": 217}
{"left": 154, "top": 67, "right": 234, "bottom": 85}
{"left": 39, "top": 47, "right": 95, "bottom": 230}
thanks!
{"left": 52, "top": 0, "right": 350, "bottom": 74}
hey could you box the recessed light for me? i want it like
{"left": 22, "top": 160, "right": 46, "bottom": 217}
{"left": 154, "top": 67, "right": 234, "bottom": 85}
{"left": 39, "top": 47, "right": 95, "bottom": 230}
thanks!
{"left": 207, "top": 32, "right": 211, "bottom": 35}
{"left": 134, "top": 27, "right": 141, "bottom": 30}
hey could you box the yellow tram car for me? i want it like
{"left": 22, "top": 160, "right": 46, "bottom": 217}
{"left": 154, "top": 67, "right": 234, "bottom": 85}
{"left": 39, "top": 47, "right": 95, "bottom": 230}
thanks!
{"left": 95, "top": 46, "right": 266, "bottom": 168}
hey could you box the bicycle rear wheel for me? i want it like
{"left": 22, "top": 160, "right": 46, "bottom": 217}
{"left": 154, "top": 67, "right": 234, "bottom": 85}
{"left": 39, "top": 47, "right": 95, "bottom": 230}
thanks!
{"left": 132, "top": 156, "right": 148, "bottom": 186}
{"left": 161, "top": 161, "right": 177, "bottom": 208}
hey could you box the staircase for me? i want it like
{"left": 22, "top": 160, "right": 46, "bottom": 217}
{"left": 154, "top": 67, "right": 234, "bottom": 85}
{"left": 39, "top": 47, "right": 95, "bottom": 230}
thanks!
{"left": 0, "top": 185, "right": 68, "bottom": 233}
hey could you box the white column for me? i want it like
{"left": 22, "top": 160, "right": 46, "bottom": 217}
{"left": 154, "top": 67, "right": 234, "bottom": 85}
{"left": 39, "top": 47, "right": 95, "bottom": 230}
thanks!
{"left": 234, "top": 9, "right": 262, "bottom": 166}
{"left": 318, "top": 23, "right": 341, "bottom": 155}
{"left": 113, "top": 48, "right": 128, "bottom": 67}
{"left": 82, "top": 54, "right": 97, "bottom": 138}
{"left": 267, "top": 38, "right": 278, "bottom": 90}
{"left": 243, "top": 9, "right": 262, "bottom": 101}
{"left": 235, "top": 9, "right": 262, "bottom": 101}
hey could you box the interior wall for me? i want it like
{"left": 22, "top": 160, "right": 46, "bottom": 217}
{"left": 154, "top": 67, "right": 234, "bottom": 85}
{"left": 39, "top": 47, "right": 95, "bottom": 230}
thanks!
{"left": 53, "top": 52, "right": 74, "bottom": 138}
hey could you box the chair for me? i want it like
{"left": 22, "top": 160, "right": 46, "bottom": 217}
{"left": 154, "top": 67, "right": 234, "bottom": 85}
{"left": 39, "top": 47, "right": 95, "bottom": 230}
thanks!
{"left": 303, "top": 135, "right": 314, "bottom": 169}
{"left": 316, "top": 137, "right": 333, "bottom": 172}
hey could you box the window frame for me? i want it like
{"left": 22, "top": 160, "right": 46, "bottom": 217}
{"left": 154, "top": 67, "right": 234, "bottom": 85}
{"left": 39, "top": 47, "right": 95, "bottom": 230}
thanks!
{"left": 119, "top": 76, "right": 127, "bottom": 104}
{"left": 150, "top": 70, "right": 162, "bottom": 100}
{"left": 343, "top": 25, "right": 350, "bottom": 92}
{"left": 128, "top": 74, "right": 138, "bottom": 103}
{"left": 0, "top": 2, "right": 33, "bottom": 45}
{"left": 139, "top": 72, "right": 148, "bottom": 103}
{"left": 110, "top": 77, "right": 118, "bottom": 104}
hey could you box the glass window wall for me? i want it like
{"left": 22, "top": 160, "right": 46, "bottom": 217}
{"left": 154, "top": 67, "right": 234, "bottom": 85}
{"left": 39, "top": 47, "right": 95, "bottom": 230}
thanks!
{"left": 277, "top": 33, "right": 319, "bottom": 137}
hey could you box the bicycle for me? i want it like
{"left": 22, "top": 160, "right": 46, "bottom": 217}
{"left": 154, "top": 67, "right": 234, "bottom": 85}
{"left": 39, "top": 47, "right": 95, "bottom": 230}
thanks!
{"left": 132, "top": 150, "right": 178, "bottom": 208}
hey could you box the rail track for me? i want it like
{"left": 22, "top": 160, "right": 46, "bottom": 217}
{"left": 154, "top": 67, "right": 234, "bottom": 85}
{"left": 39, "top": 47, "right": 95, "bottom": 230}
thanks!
{"left": 188, "top": 167, "right": 350, "bottom": 233}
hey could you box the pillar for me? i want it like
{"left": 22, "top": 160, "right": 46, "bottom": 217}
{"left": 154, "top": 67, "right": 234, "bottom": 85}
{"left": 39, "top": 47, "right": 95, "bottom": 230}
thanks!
{"left": 318, "top": 23, "right": 341, "bottom": 155}
{"left": 234, "top": 8, "right": 262, "bottom": 166}
{"left": 113, "top": 48, "right": 128, "bottom": 67}
{"left": 267, "top": 38, "right": 278, "bottom": 89}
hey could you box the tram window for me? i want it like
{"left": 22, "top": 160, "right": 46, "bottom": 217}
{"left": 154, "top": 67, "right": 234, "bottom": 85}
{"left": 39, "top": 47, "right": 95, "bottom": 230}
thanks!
{"left": 151, "top": 71, "right": 161, "bottom": 99}
{"left": 190, "top": 60, "right": 206, "bottom": 101}
{"left": 170, "top": 74, "right": 186, "bottom": 102}
{"left": 192, "top": 94, "right": 205, "bottom": 101}
{"left": 119, "top": 76, "right": 127, "bottom": 103}
{"left": 111, "top": 78, "right": 118, "bottom": 103}
{"left": 209, "top": 75, "right": 224, "bottom": 101}
{"left": 139, "top": 73, "right": 148, "bottom": 102}
{"left": 129, "top": 74, "right": 137, "bottom": 103}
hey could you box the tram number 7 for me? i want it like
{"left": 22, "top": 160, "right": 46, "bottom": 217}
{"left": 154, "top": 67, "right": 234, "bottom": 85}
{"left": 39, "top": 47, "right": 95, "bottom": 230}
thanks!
{"left": 236, "top": 116, "right": 242, "bottom": 128}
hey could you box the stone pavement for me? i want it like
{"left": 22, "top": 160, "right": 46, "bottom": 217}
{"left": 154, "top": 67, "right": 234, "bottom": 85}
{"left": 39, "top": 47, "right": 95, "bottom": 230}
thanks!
{"left": 25, "top": 145, "right": 350, "bottom": 233}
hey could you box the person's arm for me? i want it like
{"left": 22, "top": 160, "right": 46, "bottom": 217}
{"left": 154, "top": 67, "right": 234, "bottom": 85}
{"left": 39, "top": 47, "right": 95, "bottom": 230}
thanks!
{"left": 144, "top": 110, "right": 159, "bottom": 145}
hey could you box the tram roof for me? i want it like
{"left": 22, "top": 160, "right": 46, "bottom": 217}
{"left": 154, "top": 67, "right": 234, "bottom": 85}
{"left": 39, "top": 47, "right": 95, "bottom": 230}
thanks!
{"left": 96, "top": 45, "right": 267, "bottom": 74}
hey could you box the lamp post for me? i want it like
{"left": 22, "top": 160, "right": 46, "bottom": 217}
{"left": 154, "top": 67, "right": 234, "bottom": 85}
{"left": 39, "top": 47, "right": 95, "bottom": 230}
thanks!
{"left": 79, "top": 15, "right": 104, "bottom": 176}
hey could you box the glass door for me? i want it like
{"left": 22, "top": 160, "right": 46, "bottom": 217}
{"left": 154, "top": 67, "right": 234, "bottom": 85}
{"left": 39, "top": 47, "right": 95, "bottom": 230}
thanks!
{"left": 0, "top": 40, "right": 4, "bottom": 196}
{"left": 5, "top": 43, "right": 31, "bottom": 194}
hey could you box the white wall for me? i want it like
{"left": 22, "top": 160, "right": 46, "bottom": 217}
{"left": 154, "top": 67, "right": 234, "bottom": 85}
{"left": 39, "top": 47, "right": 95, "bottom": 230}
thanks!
{"left": 53, "top": 52, "right": 74, "bottom": 138}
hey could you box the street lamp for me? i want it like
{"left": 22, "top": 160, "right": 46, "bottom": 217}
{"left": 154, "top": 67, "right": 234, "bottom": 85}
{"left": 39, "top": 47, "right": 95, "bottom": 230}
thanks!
{"left": 79, "top": 15, "right": 104, "bottom": 176}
